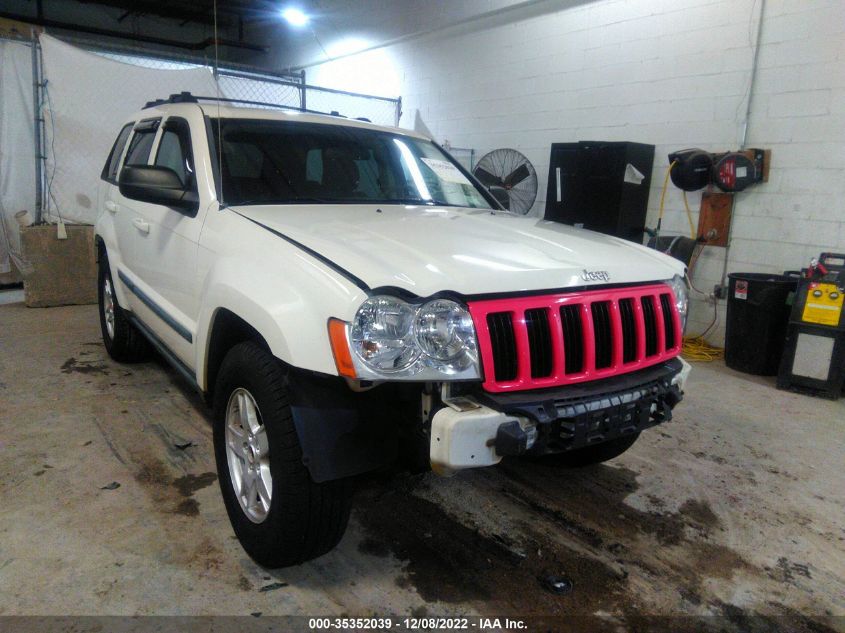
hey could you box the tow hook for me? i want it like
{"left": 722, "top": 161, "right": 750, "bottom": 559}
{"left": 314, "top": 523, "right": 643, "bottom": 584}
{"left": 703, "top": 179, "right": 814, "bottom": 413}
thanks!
{"left": 494, "top": 419, "right": 538, "bottom": 456}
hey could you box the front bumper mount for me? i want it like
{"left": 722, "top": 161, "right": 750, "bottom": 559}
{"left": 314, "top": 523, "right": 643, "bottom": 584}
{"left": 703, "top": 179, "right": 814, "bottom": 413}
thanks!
{"left": 430, "top": 358, "right": 689, "bottom": 472}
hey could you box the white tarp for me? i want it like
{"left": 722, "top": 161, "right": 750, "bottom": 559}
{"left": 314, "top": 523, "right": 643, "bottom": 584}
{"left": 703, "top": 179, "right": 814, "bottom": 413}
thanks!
{"left": 38, "top": 34, "right": 218, "bottom": 225}
{"left": 0, "top": 34, "right": 397, "bottom": 274}
{"left": 0, "top": 39, "right": 35, "bottom": 275}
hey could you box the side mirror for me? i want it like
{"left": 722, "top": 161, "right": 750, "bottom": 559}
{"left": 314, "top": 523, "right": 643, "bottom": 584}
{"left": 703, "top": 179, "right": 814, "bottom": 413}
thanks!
{"left": 488, "top": 185, "right": 511, "bottom": 210}
{"left": 118, "top": 165, "right": 198, "bottom": 213}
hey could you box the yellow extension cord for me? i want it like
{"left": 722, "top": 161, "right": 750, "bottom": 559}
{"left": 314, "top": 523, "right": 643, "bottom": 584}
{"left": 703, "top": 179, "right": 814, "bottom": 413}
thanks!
{"left": 682, "top": 336, "right": 724, "bottom": 362}
{"left": 681, "top": 281, "right": 724, "bottom": 362}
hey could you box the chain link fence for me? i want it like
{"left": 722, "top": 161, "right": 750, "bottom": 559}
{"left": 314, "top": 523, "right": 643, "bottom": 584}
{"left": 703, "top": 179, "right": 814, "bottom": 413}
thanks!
{"left": 218, "top": 71, "right": 302, "bottom": 110}
{"left": 304, "top": 86, "right": 400, "bottom": 127}
{"left": 67, "top": 37, "right": 401, "bottom": 126}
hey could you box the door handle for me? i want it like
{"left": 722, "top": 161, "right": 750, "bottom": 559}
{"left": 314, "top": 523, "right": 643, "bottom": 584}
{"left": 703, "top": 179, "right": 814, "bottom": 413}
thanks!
{"left": 131, "top": 218, "right": 150, "bottom": 234}
{"left": 105, "top": 200, "right": 117, "bottom": 214}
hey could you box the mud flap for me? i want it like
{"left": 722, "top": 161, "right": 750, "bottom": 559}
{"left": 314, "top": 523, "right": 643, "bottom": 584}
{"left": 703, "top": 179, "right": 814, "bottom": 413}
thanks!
{"left": 287, "top": 369, "right": 399, "bottom": 483}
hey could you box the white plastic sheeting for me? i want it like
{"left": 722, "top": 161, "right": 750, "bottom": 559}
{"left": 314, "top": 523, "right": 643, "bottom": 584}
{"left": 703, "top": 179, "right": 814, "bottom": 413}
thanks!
{"left": 38, "top": 34, "right": 218, "bottom": 225}
{"left": 0, "top": 39, "right": 35, "bottom": 275}
{"left": 0, "top": 35, "right": 399, "bottom": 276}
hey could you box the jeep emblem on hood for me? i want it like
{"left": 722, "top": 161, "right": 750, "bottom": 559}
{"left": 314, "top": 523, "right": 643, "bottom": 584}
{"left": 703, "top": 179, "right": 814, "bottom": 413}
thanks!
{"left": 582, "top": 269, "right": 610, "bottom": 282}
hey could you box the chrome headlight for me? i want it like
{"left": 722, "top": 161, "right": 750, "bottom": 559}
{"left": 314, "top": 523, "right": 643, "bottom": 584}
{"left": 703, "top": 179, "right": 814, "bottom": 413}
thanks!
{"left": 349, "top": 296, "right": 419, "bottom": 372}
{"left": 346, "top": 295, "right": 480, "bottom": 380}
{"left": 415, "top": 299, "right": 477, "bottom": 363}
{"left": 665, "top": 274, "right": 689, "bottom": 333}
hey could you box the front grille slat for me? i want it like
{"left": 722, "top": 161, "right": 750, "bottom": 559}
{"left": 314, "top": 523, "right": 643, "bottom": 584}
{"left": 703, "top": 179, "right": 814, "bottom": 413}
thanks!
{"left": 591, "top": 301, "right": 613, "bottom": 369}
{"left": 471, "top": 284, "right": 682, "bottom": 393}
{"left": 560, "top": 304, "right": 584, "bottom": 374}
{"left": 660, "top": 293, "right": 676, "bottom": 349}
{"left": 487, "top": 312, "right": 517, "bottom": 382}
{"left": 619, "top": 298, "right": 637, "bottom": 362}
{"left": 641, "top": 296, "right": 658, "bottom": 356}
{"left": 525, "top": 308, "right": 553, "bottom": 378}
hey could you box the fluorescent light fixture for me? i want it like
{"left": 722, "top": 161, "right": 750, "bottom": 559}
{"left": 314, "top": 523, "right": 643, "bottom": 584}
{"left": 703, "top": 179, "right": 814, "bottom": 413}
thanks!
{"left": 281, "top": 7, "right": 309, "bottom": 27}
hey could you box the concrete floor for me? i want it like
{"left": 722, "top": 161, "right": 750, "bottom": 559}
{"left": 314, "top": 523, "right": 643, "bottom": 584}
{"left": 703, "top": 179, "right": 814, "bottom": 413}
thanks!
{"left": 0, "top": 301, "right": 843, "bottom": 630}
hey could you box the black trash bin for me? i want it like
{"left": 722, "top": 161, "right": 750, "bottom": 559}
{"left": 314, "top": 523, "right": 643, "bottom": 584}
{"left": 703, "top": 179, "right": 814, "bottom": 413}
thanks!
{"left": 725, "top": 273, "right": 798, "bottom": 375}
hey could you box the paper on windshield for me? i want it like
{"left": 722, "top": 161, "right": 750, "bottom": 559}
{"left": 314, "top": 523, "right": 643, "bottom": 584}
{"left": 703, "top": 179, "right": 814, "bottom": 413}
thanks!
{"left": 420, "top": 158, "right": 472, "bottom": 185}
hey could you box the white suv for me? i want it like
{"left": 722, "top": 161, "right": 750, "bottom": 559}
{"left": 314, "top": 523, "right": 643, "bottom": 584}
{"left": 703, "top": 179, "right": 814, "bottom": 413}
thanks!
{"left": 95, "top": 93, "right": 691, "bottom": 568}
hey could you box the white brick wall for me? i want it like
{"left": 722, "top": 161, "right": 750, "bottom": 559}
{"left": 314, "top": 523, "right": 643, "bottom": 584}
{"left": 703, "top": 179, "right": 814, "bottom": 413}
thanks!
{"left": 309, "top": 0, "right": 845, "bottom": 345}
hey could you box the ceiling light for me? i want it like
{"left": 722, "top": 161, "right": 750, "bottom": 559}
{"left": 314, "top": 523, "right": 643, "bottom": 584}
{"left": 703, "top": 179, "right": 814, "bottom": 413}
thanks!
{"left": 281, "top": 8, "right": 309, "bottom": 27}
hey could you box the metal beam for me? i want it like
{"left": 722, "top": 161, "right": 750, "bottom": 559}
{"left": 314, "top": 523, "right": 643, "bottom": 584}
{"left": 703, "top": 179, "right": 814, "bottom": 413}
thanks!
{"left": 73, "top": 0, "right": 281, "bottom": 27}
{"left": 0, "top": 11, "right": 268, "bottom": 52}
{"left": 76, "top": 0, "right": 233, "bottom": 27}
{"left": 31, "top": 30, "right": 43, "bottom": 223}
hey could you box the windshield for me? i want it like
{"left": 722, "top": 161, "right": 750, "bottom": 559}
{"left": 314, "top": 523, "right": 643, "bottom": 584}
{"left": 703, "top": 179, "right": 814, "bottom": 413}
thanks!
{"left": 210, "top": 118, "right": 494, "bottom": 209}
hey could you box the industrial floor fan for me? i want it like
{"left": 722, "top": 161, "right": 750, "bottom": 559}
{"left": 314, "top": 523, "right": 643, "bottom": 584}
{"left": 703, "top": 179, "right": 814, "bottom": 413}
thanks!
{"left": 473, "top": 148, "right": 538, "bottom": 214}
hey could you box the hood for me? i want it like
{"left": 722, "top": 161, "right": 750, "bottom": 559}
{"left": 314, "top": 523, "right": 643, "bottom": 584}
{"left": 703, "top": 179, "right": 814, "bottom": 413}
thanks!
{"left": 231, "top": 204, "right": 685, "bottom": 297}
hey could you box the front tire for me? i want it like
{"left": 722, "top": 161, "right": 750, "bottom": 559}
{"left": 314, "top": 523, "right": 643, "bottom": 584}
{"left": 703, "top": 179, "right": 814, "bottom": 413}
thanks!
{"left": 539, "top": 433, "right": 640, "bottom": 468}
{"left": 213, "top": 342, "right": 351, "bottom": 568}
{"left": 98, "top": 249, "right": 150, "bottom": 362}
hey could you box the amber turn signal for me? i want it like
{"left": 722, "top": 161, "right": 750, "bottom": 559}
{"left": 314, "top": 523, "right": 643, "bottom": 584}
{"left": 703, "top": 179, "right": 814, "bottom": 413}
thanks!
{"left": 328, "top": 318, "right": 356, "bottom": 378}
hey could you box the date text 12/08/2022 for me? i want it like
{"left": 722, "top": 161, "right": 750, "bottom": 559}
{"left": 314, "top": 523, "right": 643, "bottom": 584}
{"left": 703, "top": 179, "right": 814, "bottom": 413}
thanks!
{"left": 308, "top": 617, "right": 528, "bottom": 630}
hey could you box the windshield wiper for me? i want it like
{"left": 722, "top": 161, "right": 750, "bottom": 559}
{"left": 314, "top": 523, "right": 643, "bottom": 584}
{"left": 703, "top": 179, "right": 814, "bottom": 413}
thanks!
{"left": 225, "top": 197, "right": 491, "bottom": 209}
{"left": 374, "top": 197, "right": 435, "bottom": 205}
{"left": 228, "top": 196, "right": 433, "bottom": 207}
{"left": 383, "top": 198, "right": 493, "bottom": 210}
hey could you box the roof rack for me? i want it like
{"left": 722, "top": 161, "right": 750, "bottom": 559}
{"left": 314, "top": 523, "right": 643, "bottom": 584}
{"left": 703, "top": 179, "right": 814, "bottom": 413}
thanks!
{"left": 141, "top": 92, "right": 371, "bottom": 122}
{"left": 143, "top": 91, "right": 198, "bottom": 108}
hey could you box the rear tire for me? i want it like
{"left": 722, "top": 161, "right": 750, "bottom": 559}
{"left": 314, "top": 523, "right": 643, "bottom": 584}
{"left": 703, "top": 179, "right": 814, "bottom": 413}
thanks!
{"left": 539, "top": 433, "right": 640, "bottom": 468}
{"left": 213, "top": 342, "right": 351, "bottom": 568}
{"left": 98, "top": 249, "right": 151, "bottom": 362}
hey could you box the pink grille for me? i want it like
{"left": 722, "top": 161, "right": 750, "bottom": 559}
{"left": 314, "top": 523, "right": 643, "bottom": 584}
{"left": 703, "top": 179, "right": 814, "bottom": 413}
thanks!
{"left": 468, "top": 284, "right": 682, "bottom": 393}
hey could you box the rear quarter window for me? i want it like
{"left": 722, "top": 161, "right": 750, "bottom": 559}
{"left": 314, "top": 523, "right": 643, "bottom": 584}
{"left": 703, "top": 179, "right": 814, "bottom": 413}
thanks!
{"left": 100, "top": 123, "right": 133, "bottom": 183}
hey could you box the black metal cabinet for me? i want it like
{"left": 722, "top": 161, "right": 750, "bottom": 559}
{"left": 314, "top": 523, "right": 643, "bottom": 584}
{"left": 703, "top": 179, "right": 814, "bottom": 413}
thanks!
{"left": 544, "top": 141, "right": 655, "bottom": 243}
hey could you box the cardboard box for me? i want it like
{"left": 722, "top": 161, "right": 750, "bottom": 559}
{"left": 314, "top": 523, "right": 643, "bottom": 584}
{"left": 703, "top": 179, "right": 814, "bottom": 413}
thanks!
{"left": 21, "top": 224, "right": 97, "bottom": 307}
